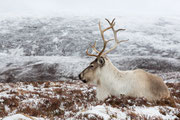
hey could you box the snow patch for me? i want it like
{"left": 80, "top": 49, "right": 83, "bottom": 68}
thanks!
{"left": 2, "top": 114, "right": 42, "bottom": 120}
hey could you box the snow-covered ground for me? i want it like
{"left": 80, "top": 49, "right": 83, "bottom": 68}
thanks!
{"left": 0, "top": 16, "right": 180, "bottom": 119}
{"left": 0, "top": 81, "right": 179, "bottom": 119}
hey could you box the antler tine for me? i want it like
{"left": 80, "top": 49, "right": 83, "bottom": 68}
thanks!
{"left": 86, "top": 47, "right": 98, "bottom": 57}
{"left": 102, "top": 18, "right": 128, "bottom": 55}
{"left": 86, "top": 41, "right": 100, "bottom": 57}
{"left": 90, "top": 41, "right": 100, "bottom": 54}
{"left": 105, "top": 18, "right": 115, "bottom": 25}
{"left": 97, "top": 21, "right": 114, "bottom": 57}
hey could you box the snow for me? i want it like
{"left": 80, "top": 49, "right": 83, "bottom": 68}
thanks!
{"left": 4, "top": 105, "right": 10, "bottom": 113}
{"left": 134, "top": 106, "right": 177, "bottom": 119}
{"left": 77, "top": 105, "right": 179, "bottom": 120}
{"left": 3, "top": 114, "right": 32, "bottom": 120}
{"left": 0, "top": 55, "right": 179, "bottom": 83}
{"left": 2, "top": 114, "right": 44, "bottom": 120}
{"left": 8, "top": 45, "right": 24, "bottom": 56}
{"left": 78, "top": 105, "right": 127, "bottom": 120}
{"left": 0, "top": 16, "right": 180, "bottom": 58}
{"left": 80, "top": 105, "right": 111, "bottom": 119}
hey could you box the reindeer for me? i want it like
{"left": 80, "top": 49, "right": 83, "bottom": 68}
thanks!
{"left": 79, "top": 18, "right": 170, "bottom": 101}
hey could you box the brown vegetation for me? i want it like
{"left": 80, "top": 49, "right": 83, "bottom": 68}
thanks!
{"left": 0, "top": 81, "right": 179, "bottom": 119}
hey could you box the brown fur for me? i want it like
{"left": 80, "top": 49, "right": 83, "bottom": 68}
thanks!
{"left": 133, "top": 69, "right": 170, "bottom": 101}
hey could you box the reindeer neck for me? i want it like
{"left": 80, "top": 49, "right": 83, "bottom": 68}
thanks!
{"left": 100, "top": 58, "right": 124, "bottom": 80}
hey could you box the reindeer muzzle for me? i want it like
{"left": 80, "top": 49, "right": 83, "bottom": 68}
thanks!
{"left": 78, "top": 73, "right": 87, "bottom": 83}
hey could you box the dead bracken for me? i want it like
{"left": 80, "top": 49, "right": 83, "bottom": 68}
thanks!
{"left": 0, "top": 81, "right": 179, "bottom": 119}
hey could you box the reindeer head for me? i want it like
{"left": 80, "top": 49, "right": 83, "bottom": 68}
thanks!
{"left": 79, "top": 18, "right": 127, "bottom": 84}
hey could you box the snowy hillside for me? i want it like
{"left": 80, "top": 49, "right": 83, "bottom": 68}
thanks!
{"left": 0, "top": 16, "right": 180, "bottom": 82}
{"left": 0, "top": 16, "right": 180, "bottom": 58}
{"left": 0, "top": 56, "right": 180, "bottom": 83}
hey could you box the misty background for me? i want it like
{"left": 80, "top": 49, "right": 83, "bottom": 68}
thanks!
{"left": 0, "top": 0, "right": 180, "bottom": 16}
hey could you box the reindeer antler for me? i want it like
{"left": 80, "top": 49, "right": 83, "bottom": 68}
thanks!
{"left": 86, "top": 18, "right": 128, "bottom": 57}
{"left": 102, "top": 18, "right": 128, "bottom": 56}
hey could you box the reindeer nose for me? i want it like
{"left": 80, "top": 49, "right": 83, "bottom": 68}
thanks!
{"left": 82, "top": 80, "right": 87, "bottom": 83}
{"left": 78, "top": 74, "right": 82, "bottom": 80}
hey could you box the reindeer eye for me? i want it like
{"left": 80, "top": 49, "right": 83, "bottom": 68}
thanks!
{"left": 98, "top": 57, "right": 105, "bottom": 66}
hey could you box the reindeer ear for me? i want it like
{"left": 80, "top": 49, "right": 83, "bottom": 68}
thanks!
{"left": 98, "top": 57, "right": 105, "bottom": 66}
